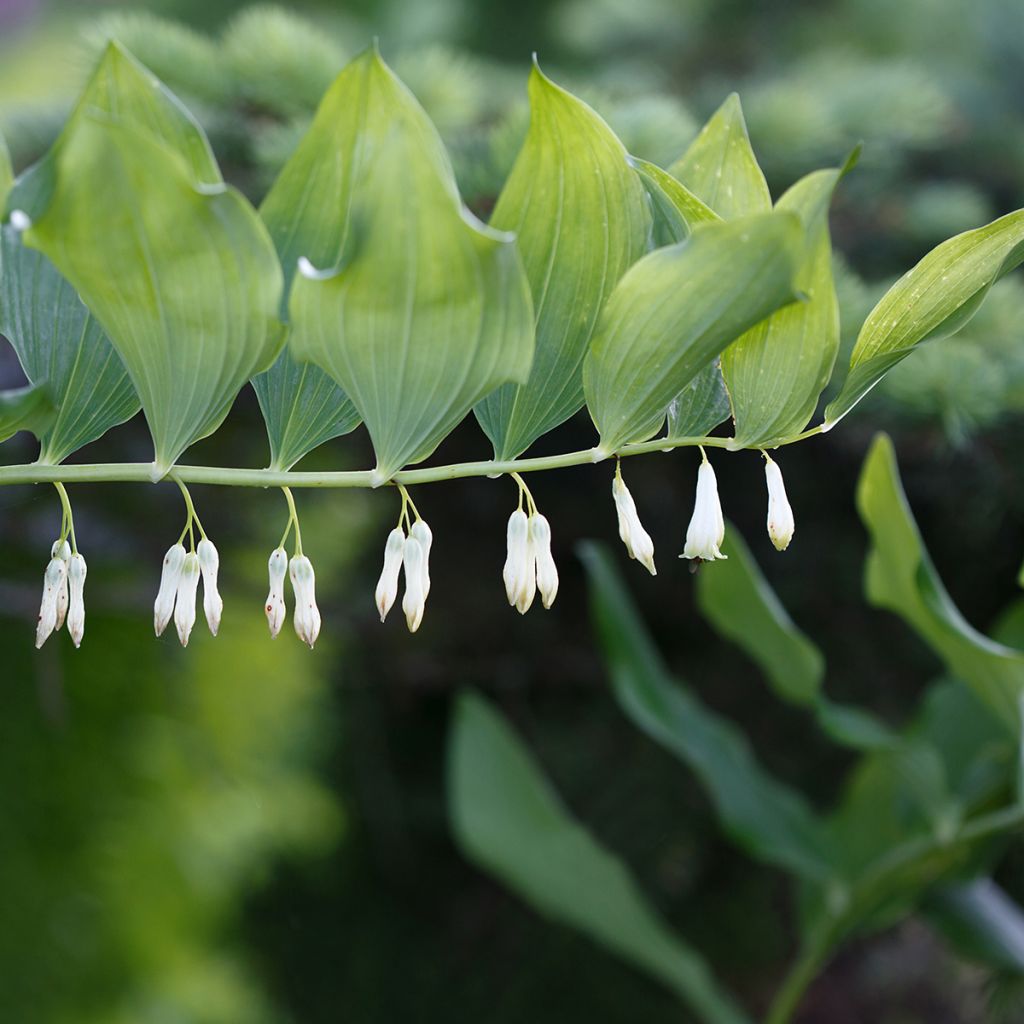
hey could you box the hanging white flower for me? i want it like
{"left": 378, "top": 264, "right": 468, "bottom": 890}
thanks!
{"left": 35, "top": 553, "right": 68, "bottom": 649}
{"left": 410, "top": 519, "right": 433, "bottom": 599}
{"left": 530, "top": 513, "right": 559, "bottom": 609}
{"left": 612, "top": 474, "right": 656, "bottom": 575}
{"left": 515, "top": 524, "right": 537, "bottom": 614}
{"left": 502, "top": 509, "right": 530, "bottom": 607}
{"left": 154, "top": 543, "right": 186, "bottom": 637}
{"left": 265, "top": 547, "right": 288, "bottom": 638}
{"left": 67, "top": 553, "right": 87, "bottom": 648}
{"left": 764, "top": 455, "right": 795, "bottom": 552}
{"left": 375, "top": 527, "right": 406, "bottom": 622}
{"left": 401, "top": 536, "right": 427, "bottom": 633}
{"left": 681, "top": 453, "right": 727, "bottom": 562}
{"left": 197, "top": 537, "right": 223, "bottom": 636}
{"left": 174, "top": 551, "right": 201, "bottom": 647}
{"left": 289, "top": 554, "right": 321, "bottom": 649}
{"left": 52, "top": 540, "right": 71, "bottom": 630}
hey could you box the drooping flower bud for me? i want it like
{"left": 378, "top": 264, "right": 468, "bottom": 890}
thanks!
{"left": 681, "top": 455, "right": 727, "bottom": 562}
{"left": 530, "top": 513, "right": 559, "bottom": 609}
{"left": 410, "top": 519, "right": 433, "bottom": 599}
{"left": 502, "top": 509, "right": 530, "bottom": 606}
{"left": 401, "top": 536, "right": 427, "bottom": 633}
{"left": 515, "top": 527, "right": 537, "bottom": 615}
{"left": 174, "top": 552, "right": 201, "bottom": 647}
{"left": 154, "top": 543, "right": 186, "bottom": 637}
{"left": 764, "top": 456, "right": 795, "bottom": 552}
{"left": 35, "top": 555, "right": 68, "bottom": 649}
{"left": 265, "top": 547, "right": 288, "bottom": 638}
{"left": 375, "top": 528, "right": 406, "bottom": 622}
{"left": 196, "top": 537, "right": 223, "bottom": 636}
{"left": 289, "top": 555, "right": 321, "bottom": 649}
{"left": 52, "top": 540, "right": 71, "bottom": 630}
{"left": 67, "top": 553, "right": 87, "bottom": 648}
{"left": 612, "top": 475, "right": 656, "bottom": 575}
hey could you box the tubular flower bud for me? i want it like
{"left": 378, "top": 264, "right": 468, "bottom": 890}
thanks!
{"left": 411, "top": 520, "right": 433, "bottom": 599}
{"left": 401, "top": 536, "right": 427, "bottom": 633}
{"left": 375, "top": 528, "right": 406, "bottom": 622}
{"left": 681, "top": 455, "right": 727, "bottom": 562}
{"left": 289, "top": 555, "right": 321, "bottom": 649}
{"left": 35, "top": 555, "right": 68, "bottom": 649}
{"left": 515, "top": 527, "right": 537, "bottom": 615}
{"left": 265, "top": 547, "right": 288, "bottom": 638}
{"left": 174, "top": 552, "right": 201, "bottom": 647}
{"left": 612, "top": 475, "right": 656, "bottom": 575}
{"left": 52, "top": 540, "right": 71, "bottom": 630}
{"left": 67, "top": 553, "right": 87, "bottom": 648}
{"left": 154, "top": 543, "right": 186, "bottom": 637}
{"left": 197, "top": 538, "right": 223, "bottom": 636}
{"left": 502, "top": 509, "right": 530, "bottom": 606}
{"left": 764, "top": 456, "right": 795, "bottom": 552}
{"left": 530, "top": 514, "right": 559, "bottom": 609}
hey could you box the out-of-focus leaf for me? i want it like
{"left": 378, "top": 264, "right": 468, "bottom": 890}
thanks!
{"left": 857, "top": 434, "right": 1024, "bottom": 730}
{"left": 0, "top": 383, "right": 55, "bottom": 445}
{"left": 814, "top": 699, "right": 900, "bottom": 752}
{"left": 288, "top": 49, "right": 534, "bottom": 482}
{"left": 0, "top": 132, "right": 12, "bottom": 207}
{"left": 475, "top": 66, "right": 649, "bottom": 461}
{"left": 724, "top": 167, "right": 844, "bottom": 446}
{"left": 448, "top": 691, "right": 751, "bottom": 1024}
{"left": 629, "top": 156, "right": 718, "bottom": 244}
{"left": 0, "top": 227, "right": 139, "bottom": 463}
{"left": 925, "top": 879, "right": 1024, "bottom": 973}
{"left": 583, "top": 213, "right": 802, "bottom": 454}
{"left": 669, "top": 94, "right": 770, "bottom": 219}
{"left": 580, "top": 542, "right": 833, "bottom": 881}
{"left": 826, "top": 210, "right": 1024, "bottom": 427}
{"left": 665, "top": 360, "right": 732, "bottom": 438}
{"left": 11, "top": 43, "right": 284, "bottom": 474}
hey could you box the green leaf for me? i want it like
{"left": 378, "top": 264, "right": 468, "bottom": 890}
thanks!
{"left": 723, "top": 167, "right": 844, "bottom": 446}
{"left": 925, "top": 879, "right": 1024, "bottom": 973}
{"left": 12, "top": 43, "right": 284, "bottom": 474}
{"left": 287, "top": 49, "right": 534, "bottom": 482}
{"left": 666, "top": 360, "right": 732, "bottom": 439}
{"left": 669, "top": 94, "right": 770, "bottom": 220}
{"left": 0, "top": 383, "right": 55, "bottom": 445}
{"left": 580, "top": 541, "right": 833, "bottom": 881}
{"left": 825, "top": 210, "right": 1024, "bottom": 427}
{"left": 630, "top": 156, "right": 719, "bottom": 245}
{"left": 0, "top": 226, "right": 139, "bottom": 464}
{"left": 583, "top": 213, "right": 803, "bottom": 454}
{"left": 474, "top": 67, "right": 649, "bottom": 461}
{"left": 857, "top": 434, "right": 1024, "bottom": 731}
{"left": 0, "top": 132, "right": 12, "bottom": 208}
{"left": 448, "top": 691, "right": 751, "bottom": 1024}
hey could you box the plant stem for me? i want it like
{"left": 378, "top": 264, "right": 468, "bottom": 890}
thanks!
{"left": 53, "top": 481, "right": 77, "bottom": 554}
{"left": 281, "top": 486, "right": 302, "bottom": 556}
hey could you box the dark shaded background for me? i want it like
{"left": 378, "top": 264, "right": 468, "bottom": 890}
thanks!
{"left": 1, "top": 1, "right": 1023, "bottom": 1021}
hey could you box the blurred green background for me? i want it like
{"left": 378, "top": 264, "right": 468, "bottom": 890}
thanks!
{"left": 1, "top": 0, "right": 1023, "bottom": 1021}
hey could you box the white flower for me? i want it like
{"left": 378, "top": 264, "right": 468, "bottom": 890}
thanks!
{"left": 410, "top": 520, "right": 433, "bottom": 599}
{"left": 265, "top": 547, "right": 288, "bottom": 638}
{"left": 612, "top": 475, "right": 656, "bottom": 575}
{"left": 375, "top": 527, "right": 406, "bottom": 622}
{"left": 67, "top": 553, "right": 87, "bottom": 648}
{"left": 35, "top": 554, "right": 68, "bottom": 649}
{"left": 289, "top": 555, "right": 321, "bottom": 649}
{"left": 401, "top": 536, "right": 427, "bottom": 633}
{"left": 681, "top": 454, "right": 727, "bottom": 562}
{"left": 154, "top": 543, "right": 186, "bottom": 637}
{"left": 515, "top": 525, "right": 537, "bottom": 614}
{"left": 530, "top": 513, "right": 559, "bottom": 609}
{"left": 502, "top": 509, "right": 530, "bottom": 606}
{"left": 197, "top": 537, "right": 223, "bottom": 636}
{"left": 51, "top": 540, "right": 71, "bottom": 630}
{"left": 764, "top": 456, "right": 795, "bottom": 552}
{"left": 174, "top": 552, "right": 201, "bottom": 647}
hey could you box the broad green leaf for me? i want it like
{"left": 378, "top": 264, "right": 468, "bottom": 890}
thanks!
{"left": 448, "top": 691, "right": 750, "bottom": 1024}
{"left": 288, "top": 50, "right": 534, "bottom": 482}
{"left": 474, "top": 67, "right": 649, "bottom": 461}
{"left": 630, "top": 156, "right": 719, "bottom": 245}
{"left": 857, "top": 434, "right": 1024, "bottom": 730}
{"left": 580, "top": 542, "right": 833, "bottom": 881}
{"left": 11, "top": 43, "right": 284, "bottom": 474}
{"left": 925, "top": 879, "right": 1024, "bottom": 972}
{"left": 0, "top": 383, "right": 55, "bottom": 445}
{"left": 666, "top": 360, "right": 731, "bottom": 439}
{"left": 723, "top": 168, "right": 844, "bottom": 446}
{"left": 583, "top": 213, "right": 803, "bottom": 454}
{"left": 668, "top": 94, "right": 770, "bottom": 220}
{"left": 0, "top": 226, "right": 139, "bottom": 464}
{"left": 825, "top": 210, "right": 1024, "bottom": 427}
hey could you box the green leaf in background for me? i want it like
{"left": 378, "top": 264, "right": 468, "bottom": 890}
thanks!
{"left": 825, "top": 209, "right": 1024, "bottom": 427}
{"left": 669, "top": 94, "right": 771, "bottom": 220}
{"left": 580, "top": 542, "right": 833, "bottom": 881}
{"left": 448, "top": 691, "right": 750, "bottom": 1024}
{"left": 723, "top": 167, "right": 844, "bottom": 446}
{"left": 630, "top": 156, "right": 719, "bottom": 245}
{"left": 0, "top": 131, "right": 12, "bottom": 206}
{"left": 925, "top": 879, "right": 1024, "bottom": 973}
{"left": 583, "top": 213, "right": 802, "bottom": 454}
{"left": 665, "top": 360, "right": 732, "bottom": 439}
{"left": 0, "top": 383, "right": 54, "bottom": 445}
{"left": 474, "top": 66, "right": 649, "bottom": 461}
{"left": 11, "top": 43, "right": 284, "bottom": 474}
{"left": 288, "top": 49, "right": 534, "bottom": 482}
{"left": 857, "top": 434, "right": 1024, "bottom": 730}
{"left": 0, "top": 227, "right": 139, "bottom": 464}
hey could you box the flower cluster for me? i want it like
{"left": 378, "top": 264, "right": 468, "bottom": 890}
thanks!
{"left": 502, "top": 478, "right": 559, "bottom": 613}
{"left": 153, "top": 537, "right": 223, "bottom": 646}
{"left": 36, "top": 539, "right": 87, "bottom": 649}
{"left": 375, "top": 491, "right": 432, "bottom": 632}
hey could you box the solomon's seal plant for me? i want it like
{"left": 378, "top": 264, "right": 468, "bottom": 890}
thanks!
{"left": 2, "top": 41, "right": 1023, "bottom": 648}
